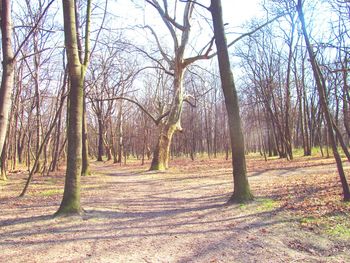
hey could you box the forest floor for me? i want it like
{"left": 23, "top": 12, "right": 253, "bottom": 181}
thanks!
{"left": 1, "top": 155, "right": 350, "bottom": 262}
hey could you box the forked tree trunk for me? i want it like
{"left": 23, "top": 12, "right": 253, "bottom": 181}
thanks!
{"left": 150, "top": 70, "right": 184, "bottom": 171}
{"left": 210, "top": 0, "right": 253, "bottom": 202}
{"left": 55, "top": 0, "right": 91, "bottom": 216}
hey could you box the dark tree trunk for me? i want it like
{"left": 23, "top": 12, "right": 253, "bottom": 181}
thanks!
{"left": 210, "top": 0, "right": 253, "bottom": 202}
{"left": 97, "top": 115, "right": 104, "bottom": 161}
{"left": 82, "top": 97, "right": 90, "bottom": 176}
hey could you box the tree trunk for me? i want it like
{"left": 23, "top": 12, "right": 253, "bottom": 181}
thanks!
{"left": 33, "top": 30, "right": 42, "bottom": 174}
{"left": 97, "top": 115, "right": 104, "bottom": 161}
{"left": 284, "top": 18, "right": 295, "bottom": 160}
{"left": 210, "top": 0, "right": 253, "bottom": 202}
{"left": 150, "top": 70, "right": 184, "bottom": 171}
{"left": 297, "top": 1, "right": 350, "bottom": 201}
{"left": 0, "top": 0, "right": 15, "bottom": 162}
{"left": 55, "top": 0, "right": 91, "bottom": 216}
{"left": 150, "top": 124, "right": 176, "bottom": 170}
{"left": 0, "top": 139, "right": 8, "bottom": 180}
{"left": 82, "top": 97, "right": 90, "bottom": 176}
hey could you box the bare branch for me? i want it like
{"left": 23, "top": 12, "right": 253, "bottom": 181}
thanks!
{"left": 13, "top": 0, "right": 56, "bottom": 60}
{"left": 227, "top": 13, "right": 285, "bottom": 48}
{"left": 143, "top": 25, "right": 173, "bottom": 65}
{"left": 183, "top": 36, "right": 215, "bottom": 66}
{"left": 90, "top": 96, "right": 170, "bottom": 125}
{"left": 145, "top": 0, "right": 179, "bottom": 49}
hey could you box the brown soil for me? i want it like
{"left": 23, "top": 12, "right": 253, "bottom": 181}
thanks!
{"left": 0, "top": 156, "right": 350, "bottom": 262}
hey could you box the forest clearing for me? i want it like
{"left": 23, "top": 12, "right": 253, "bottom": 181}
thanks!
{"left": 1, "top": 154, "right": 350, "bottom": 262}
{"left": 1, "top": 0, "right": 350, "bottom": 262}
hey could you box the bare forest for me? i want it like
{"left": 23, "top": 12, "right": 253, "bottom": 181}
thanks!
{"left": 1, "top": 0, "right": 350, "bottom": 262}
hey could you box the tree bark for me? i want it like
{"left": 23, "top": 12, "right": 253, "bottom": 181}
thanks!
{"left": 150, "top": 69, "right": 184, "bottom": 170}
{"left": 55, "top": 0, "right": 91, "bottom": 216}
{"left": 0, "top": 0, "right": 15, "bottom": 163}
{"left": 97, "top": 113, "right": 104, "bottom": 161}
{"left": 0, "top": 139, "right": 8, "bottom": 180}
{"left": 210, "top": 0, "right": 253, "bottom": 202}
{"left": 82, "top": 96, "right": 90, "bottom": 176}
{"left": 150, "top": 124, "right": 177, "bottom": 170}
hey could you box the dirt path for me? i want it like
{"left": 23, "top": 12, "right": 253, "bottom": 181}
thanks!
{"left": 0, "top": 158, "right": 349, "bottom": 262}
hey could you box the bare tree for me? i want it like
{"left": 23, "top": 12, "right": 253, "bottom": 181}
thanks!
{"left": 297, "top": 0, "right": 350, "bottom": 201}
{"left": 210, "top": 0, "right": 253, "bottom": 202}
{"left": 55, "top": 0, "right": 92, "bottom": 216}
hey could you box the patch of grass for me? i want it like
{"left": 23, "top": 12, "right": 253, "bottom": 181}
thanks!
{"left": 327, "top": 224, "right": 350, "bottom": 238}
{"left": 300, "top": 214, "right": 350, "bottom": 239}
{"left": 300, "top": 216, "right": 317, "bottom": 225}
{"left": 257, "top": 198, "right": 280, "bottom": 211}
{"left": 239, "top": 203, "right": 247, "bottom": 209}
{"left": 39, "top": 189, "right": 63, "bottom": 196}
{"left": 325, "top": 215, "right": 350, "bottom": 239}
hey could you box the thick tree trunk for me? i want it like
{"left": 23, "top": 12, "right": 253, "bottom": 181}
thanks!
{"left": 150, "top": 70, "right": 184, "bottom": 171}
{"left": 150, "top": 124, "right": 176, "bottom": 170}
{"left": 55, "top": 0, "right": 91, "bottom": 215}
{"left": 55, "top": 71, "right": 84, "bottom": 214}
{"left": 210, "top": 0, "right": 253, "bottom": 202}
{"left": 0, "top": 0, "right": 15, "bottom": 163}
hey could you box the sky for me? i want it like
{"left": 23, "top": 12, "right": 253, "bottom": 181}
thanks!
{"left": 113, "top": 0, "right": 264, "bottom": 33}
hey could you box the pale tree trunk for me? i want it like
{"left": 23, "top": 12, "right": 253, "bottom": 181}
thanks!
{"left": 0, "top": 0, "right": 15, "bottom": 166}
{"left": 150, "top": 69, "right": 184, "bottom": 170}
{"left": 210, "top": 0, "right": 253, "bottom": 202}
{"left": 146, "top": 0, "right": 194, "bottom": 171}
{"left": 150, "top": 124, "right": 177, "bottom": 170}
{"left": 55, "top": 0, "right": 91, "bottom": 216}
{"left": 297, "top": 0, "right": 350, "bottom": 201}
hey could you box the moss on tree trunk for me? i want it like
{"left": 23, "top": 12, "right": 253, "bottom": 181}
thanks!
{"left": 55, "top": 0, "right": 91, "bottom": 216}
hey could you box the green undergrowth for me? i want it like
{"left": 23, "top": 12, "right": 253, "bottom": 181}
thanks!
{"left": 239, "top": 198, "right": 280, "bottom": 212}
{"left": 300, "top": 213, "right": 350, "bottom": 239}
{"left": 38, "top": 189, "right": 64, "bottom": 197}
{"left": 257, "top": 198, "right": 280, "bottom": 211}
